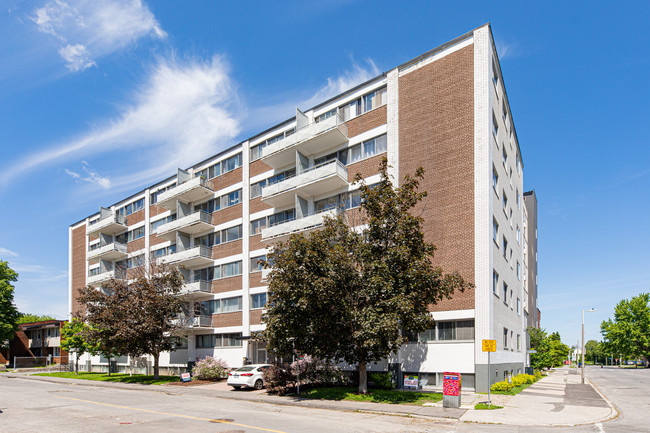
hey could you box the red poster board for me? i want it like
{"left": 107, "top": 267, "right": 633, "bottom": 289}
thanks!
{"left": 443, "top": 372, "right": 461, "bottom": 396}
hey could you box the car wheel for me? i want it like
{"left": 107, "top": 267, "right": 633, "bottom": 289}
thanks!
{"left": 254, "top": 379, "right": 264, "bottom": 390}
{"left": 232, "top": 386, "right": 241, "bottom": 390}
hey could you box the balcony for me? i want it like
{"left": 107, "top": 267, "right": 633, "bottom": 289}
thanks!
{"left": 261, "top": 209, "right": 337, "bottom": 243}
{"left": 87, "top": 241, "right": 127, "bottom": 261}
{"left": 156, "top": 176, "right": 214, "bottom": 210}
{"left": 87, "top": 214, "right": 126, "bottom": 237}
{"left": 87, "top": 269, "right": 126, "bottom": 287}
{"left": 174, "top": 315, "right": 213, "bottom": 329}
{"left": 154, "top": 210, "right": 212, "bottom": 240}
{"left": 158, "top": 245, "right": 213, "bottom": 268}
{"left": 179, "top": 280, "right": 213, "bottom": 300}
{"left": 261, "top": 113, "right": 348, "bottom": 169}
{"left": 262, "top": 159, "right": 349, "bottom": 208}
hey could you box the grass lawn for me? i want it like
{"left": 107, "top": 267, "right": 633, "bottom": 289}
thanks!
{"left": 33, "top": 372, "right": 179, "bottom": 385}
{"left": 299, "top": 387, "right": 443, "bottom": 405}
{"left": 475, "top": 402, "right": 503, "bottom": 410}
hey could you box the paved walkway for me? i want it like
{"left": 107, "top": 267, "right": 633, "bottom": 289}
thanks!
{"left": 5, "top": 367, "right": 616, "bottom": 426}
{"left": 460, "top": 367, "right": 616, "bottom": 426}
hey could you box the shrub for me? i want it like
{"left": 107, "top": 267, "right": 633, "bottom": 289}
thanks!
{"left": 490, "top": 380, "right": 514, "bottom": 392}
{"left": 369, "top": 372, "right": 393, "bottom": 390}
{"left": 191, "top": 356, "right": 228, "bottom": 380}
{"left": 263, "top": 364, "right": 294, "bottom": 395}
{"left": 511, "top": 373, "right": 535, "bottom": 387}
{"left": 290, "top": 356, "right": 347, "bottom": 387}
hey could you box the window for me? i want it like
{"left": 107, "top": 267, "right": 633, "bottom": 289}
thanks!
{"left": 493, "top": 271, "right": 499, "bottom": 295}
{"left": 493, "top": 218, "right": 499, "bottom": 244}
{"left": 492, "top": 59, "right": 499, "bottom": 87}
{"left": 502, "top": 236, "right": 508, "bottom": 259}
{"left": 118, "top": 226, "right": 144, "bottom": 243}
{"left": 517, "top": 261, "right": 521, "bottom": 280}
{"left": 119, "top": 198, "right": 145, "bottom": 217}
{"left": 222, "top": 225, "right": 242, "bottom": 243}
{"left": 517, "top": 297, "right": 521, "bottom": 315}
{"left": 268, "top": 209, "right": 295, "bottom": 226}
{"left": 150, "top": 184, "right": 176, "bottom": 204}
{"left": 251, "top": 293, "right": 267, "bottom": 309}
{"left": 503, "top": 282, "right": 508, "bottom": 305}
{"left": 250, "top": 255, "right": 265, "bottom": 272}
{"left": 151, "top": 214, "right": 176, "bottom": 232}
{"left": 196, "top": 333, "right": 242, "bottom": 348}
{"left": 346, "top": 134, "right": 387, "bottom": 164}
{"left": 315, "top": 190, "right": 362, "bottom": 214}
{"left": 492, "top": 165, "right": 499, "bottom": 190}
{"left": 124, "top": 254, "right": 144, "bottom": 269}
{"left": 53, "top": 347, "right": 60, "bottom": 356}
{"left": 195, "top": 198, "right": 219, "bottom": 214}
{"left": 415, "top": 320, "right": 474, "bottom": 342}
{"left": 196, "top": 153, "right": 242, "bottom": 179}
{"left": 214, "top": 297, "right": 242, "bottom": 314}
{"left": 153, "top": 244, "right": 176, "bottom": 258}
{"left": 516, "top": 188, "right": 520, "bottom": 209}
{"left": 503, "top": 328, "right": 508, "bottom": 348}
{"left": 315, "top": 108, "right": 337, "bottom": 123}
{"left": 340, "top": 87, "right": 387, "bottom": 121}
{"left": 502, "top": 146, "right": 508, "bottom": 166}
{"left": 222, "top": 260, "right": 242, "bottom": 278}
{"left": 502, "top": 192, "right": 508, "bottom": 211}
{"left": 221, "top": 189, "right": 241, "bottom": 208}
{"left": 250, "top": 180, "right": 265, "bottom": 198}
{"left": 516, "top": 226, "right": 521, "bottom": 244}
{"left": 492, "top": 112, "right": 499, "bottom": 137}
{"left": 517, "top": 334, "right": 521, "bottom": 351}
{"left": 222, "top": 153, "right": 242, "bottom": 173}
{"left": 250, "top": 217, "right": 267, "bottom": 235}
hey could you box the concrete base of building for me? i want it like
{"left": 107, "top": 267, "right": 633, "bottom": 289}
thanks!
{"left": 475, "top": 362, "right": 525, "bottom": 393}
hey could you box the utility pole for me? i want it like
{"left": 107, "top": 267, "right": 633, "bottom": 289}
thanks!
{"left": 582, "top": 308, "right": 597, "bottom": 384}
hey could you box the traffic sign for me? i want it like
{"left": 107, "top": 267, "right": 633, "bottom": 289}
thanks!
{"left": 482, "top": 339, "right": 496, "bottom": 352}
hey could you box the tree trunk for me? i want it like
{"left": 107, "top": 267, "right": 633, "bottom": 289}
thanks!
{"left": 75, "top": 352, "right": 80, "bottom": 375}
{"left": 358, "top": 361, "right": 368, "bottom": 394}
{"left": 107, "top": 356, "right": 111, "bottom": 377}
{"left": 153, "top": 353, "right": 160, "bottom": 380}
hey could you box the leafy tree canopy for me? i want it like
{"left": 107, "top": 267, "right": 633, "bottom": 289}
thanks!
{"left": 17, "top": 313, "right": 58, "bottom": 324}
{"left": 0, "top": 261, "right": 20, "bottom": 347}
{"left": 601, "top": 293, "right": 650, "bottom": 360}
{"left": 528, "top": 327, "right": 570, "bottom": 370}
{"left": 261, "top": 159, "right": 472, "bottom": 393}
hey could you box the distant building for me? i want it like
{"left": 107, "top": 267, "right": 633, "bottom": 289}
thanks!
{"left": 68, "top": 24, "right": 535, "bottom": 392}
{"left": 5, "top": 320, "right": 68, "bottom": 366}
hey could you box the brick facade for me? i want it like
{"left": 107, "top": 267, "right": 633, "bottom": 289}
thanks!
{"left": 212, "top": 203, "right": 242, "bottom": 226}
{"left": 399, "top": 45, "right": 476, "bottom": 311}
{"left": 346, "top": 105, "right": 387, "bottom": 138}
{"left": 212, "top": 311, "right": 242, "bottom": 327}
{"left": 211, "top": 276, "right": 242, "bottom": 294}
{"left": 249, "top": 309, "right": 263, "bottom": 325}
{"left": 250, "top": 160, "right": 271, "bottom": 177}
{"left": 71, "top": 225, "right": 86, "bottom": 316}
{"left": 126, "top": 209, "right": 145, "bottom": 226}
{"left": 212, "top": 239, "right": 242, "bottom": 260}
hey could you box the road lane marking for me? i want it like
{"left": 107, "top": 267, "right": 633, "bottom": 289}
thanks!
{"left": 53, "top": 395, "right": 287, "bottom": 433}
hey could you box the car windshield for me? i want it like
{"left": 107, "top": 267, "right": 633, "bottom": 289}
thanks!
{"left": 235, "top": 366, "right": 255, "bottom": 372}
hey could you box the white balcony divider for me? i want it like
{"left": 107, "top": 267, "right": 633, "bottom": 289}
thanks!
{"left": 155, "top": 210, "right": 211, "bottom": 235}
{"left": 261, "top": 209, "right": 338, "bottom": 241}
{"left": 87, "top": 213, "right": 126, "bottom": 235}
{"left": 87, "top": 241, "right": 127, "bottom": 260}
{"left": 262, "top": 159, "right": 348, "bottom": 198}
{"left": 87, "top": 268, "right": 126, "bottom": 285}
{"left": 180, "top": 280, "right": 212, "bottom": 295}
{"left": 262, "top": 113, "right": 347, "bottom": 158}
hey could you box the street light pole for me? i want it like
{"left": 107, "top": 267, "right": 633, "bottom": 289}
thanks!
{"left": 581, "top": 308, "right": 597, "bottom": 384}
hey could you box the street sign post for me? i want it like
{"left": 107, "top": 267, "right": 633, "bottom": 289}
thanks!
{"left": 482, "top": 339, "right": 496, "bottom": 407}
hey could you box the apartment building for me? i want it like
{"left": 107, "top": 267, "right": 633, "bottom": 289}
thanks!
{"left": 6, "top": 320, "right": 69, "bottom": 366}
{"left": 523, "top": 190, "right": 539, "bottom": 330}
{"left": 69, "top": 24, "right": 534, "bottom": 392}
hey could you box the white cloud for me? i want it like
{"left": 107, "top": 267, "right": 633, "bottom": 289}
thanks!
{"left": 31, "top": 0, "right": 166, "bottom": 71}
{"left": 0, "top": 54, "right": 241, "bottom": 191}
{"left": 58, "top": 43, "right": 95, "bottom": 71}
{"left": 495, "top": 39, "right": 519, "bottom": 60}
{"left": 65, "top": 162, "right": 111, "bottom": 188}
{"left": 307, "top": 58, "right": 380, "bottom": 107}
{"left": 0, "top": 247, "right": 19, "bottom": 257}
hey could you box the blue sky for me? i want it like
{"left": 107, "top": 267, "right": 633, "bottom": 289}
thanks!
{"left": 1, "top": 1, "right": 648, "bottom": 347}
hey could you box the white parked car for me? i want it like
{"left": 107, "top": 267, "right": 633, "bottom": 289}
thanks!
{"left": 227, "top": 364, "right": 271, "bottom": 390}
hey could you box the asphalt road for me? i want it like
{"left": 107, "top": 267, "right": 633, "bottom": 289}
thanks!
{"left": 0, "top": 366, "right": 648, "bottom": 433}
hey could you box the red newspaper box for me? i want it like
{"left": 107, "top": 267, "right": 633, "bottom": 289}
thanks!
{"left": 443, "top": 372, "right": 462, "bottom": 407}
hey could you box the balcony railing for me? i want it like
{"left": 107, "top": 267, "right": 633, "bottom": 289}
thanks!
{"left": 157, "top": 245, "right": 213, "bottom": 268}
{"left": 87, "top": 241, "right": 128, "bottom": 261}
{"left": 261, "top": 209, "right": 338, "bottom": 243}
{"left": 87, "top": 214, "right": 127, "bottom": 237}
{"left": 173, "top": 315, "right": 213, "bottom": 328}
{"left": 156, "top": 176, "right": 214, "bottom": 210}
{"left": 87, "top": 269, "right": 126, "bottom": 286}
{"left": 154, "top": 210, "right": 212, "bottom": 239}
{"left": 262, "top": 159, "right": 349, "bottom": 208}
{"left": 261, "top": 113, "right": 348, "bottom": 169}
{"left": 179, "top": 280, "right": 213, "bottom": 298}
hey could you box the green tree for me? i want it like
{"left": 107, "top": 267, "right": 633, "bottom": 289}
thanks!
{"left": 78, "top": 262, "right": 184, "bottom": 379}
{"left": 17, "top": 313, "right": 57, "bottom": 324}
{"left": 0, "top": 261, "right": 20, "bottom": 348}
{"left": 60, "top": 319, "right": 96, "bottom": 375}
{"left": 528, "top": 327, "right": 570, "bottom": 369}
{"left": 261, "top": 159, "right": 472, "bottom": 393}
{"left": 585, "top": 340, "right": 603, "bottom": 364}
{"left": 601, "top": 293, "right": 650, "bottom": 361}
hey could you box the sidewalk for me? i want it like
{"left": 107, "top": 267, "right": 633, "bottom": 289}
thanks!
{"left": 460, "top": 367, "right": 617, "bottom": 426}
{"left": 4, "top": 368, "right": 616, "bottom": 426}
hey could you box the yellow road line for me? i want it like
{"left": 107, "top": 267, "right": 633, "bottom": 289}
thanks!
{"left": 53, "top": 395, "right": 287, "bottom": 433}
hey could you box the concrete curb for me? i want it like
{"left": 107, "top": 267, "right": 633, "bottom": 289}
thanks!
{"left": 584, "top": 376, "right": 620, "bottom": 424}
{"left": 3, "top": 373, "right": 465, "bottom": 421}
